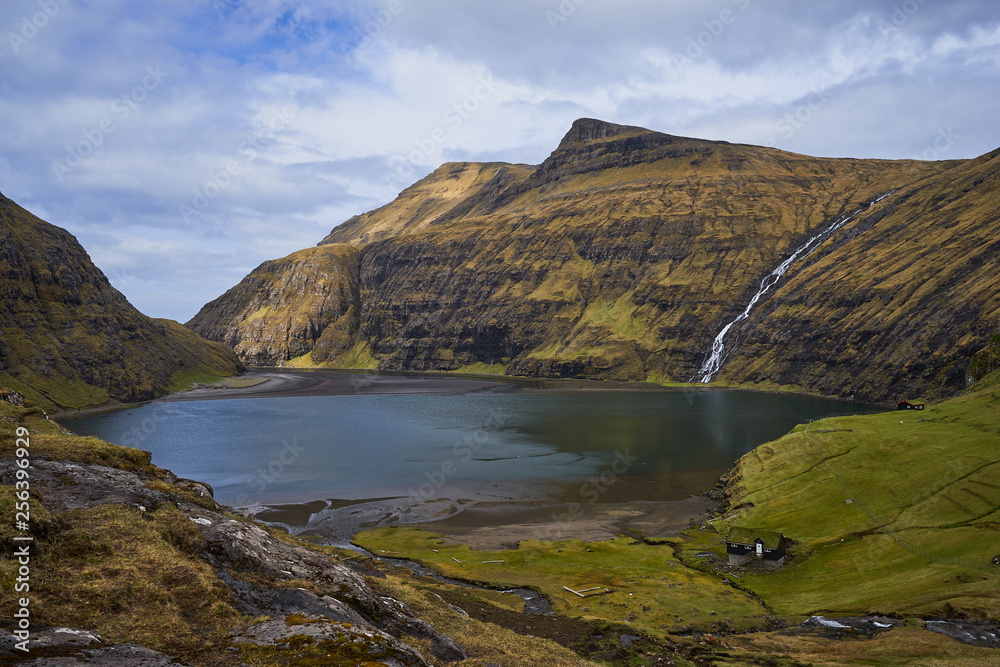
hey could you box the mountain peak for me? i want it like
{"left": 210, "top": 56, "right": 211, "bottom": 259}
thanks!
{"left": 557, "top": 118, "right": 653, "bottom": 149}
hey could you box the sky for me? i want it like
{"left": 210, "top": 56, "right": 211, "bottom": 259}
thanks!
{"left": 1, "top": 0, "right": 998, "bottom": 323}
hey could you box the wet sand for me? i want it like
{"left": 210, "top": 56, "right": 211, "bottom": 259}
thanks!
{"left": 257, "top": 494, "right": 719, "bottom": 550}
{"left": 256, "top": 471, "right": 724, "bottom": 549}
{"left": 428, "top": 496, "right": 720, "bottom": 551}
{"left": 161, "top": 368, "right": 512, "bottom": 401}
{"left": 160, "top": 367, "right": 699, "bottom": 403}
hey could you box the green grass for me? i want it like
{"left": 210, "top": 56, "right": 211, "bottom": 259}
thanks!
{"left": 165, "top": 369, "right": 232, "bottom": 393}
{"left": 452, "top": 361, "right": 509, "bottom": 375}
{"left": 364, "top": 573, "right": 608, "bottom": 667}
{"left": 354, "top": 528, "right": 770, "bottom": 634}
{"left": 289, "top": 340, "right": 379, "bottom": 370}
{"left": 0, "top": 370, "right": 110, "bottom": 411}
{"left": 717, "top": 379, "right": 1000, "bottom": 620}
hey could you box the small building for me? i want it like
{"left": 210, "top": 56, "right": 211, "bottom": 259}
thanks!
{"left": 897, "top": 401, "right": 925, "bottom": 411}
{"left": 726, "top": 527, "right": 787, "bottom": 567}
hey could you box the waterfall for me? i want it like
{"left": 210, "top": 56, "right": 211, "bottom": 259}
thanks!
{"left": 692, "top": 192, "right": 894, "bottom": 383}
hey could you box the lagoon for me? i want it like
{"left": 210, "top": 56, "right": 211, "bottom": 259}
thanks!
{"left": 65, "top": 373, "right": 879, "bottom": 514}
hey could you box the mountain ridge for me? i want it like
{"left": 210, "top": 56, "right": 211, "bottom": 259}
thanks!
{"left": 0, "top": 194, "right": 241, "bottom": 409}
{"left": 187, "top": 119, "right": 997, "bottom": 403}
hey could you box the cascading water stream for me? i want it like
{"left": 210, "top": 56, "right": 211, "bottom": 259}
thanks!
{"left": 693, "top": 192, "right": 895, "bottom": 383}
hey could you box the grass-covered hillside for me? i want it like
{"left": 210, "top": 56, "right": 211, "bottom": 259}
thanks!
{"left": 0, "top": 193, "right": 241, "bottom": 410}
{"left": 716, "top": 368, "right": 1000, "bottom": 621}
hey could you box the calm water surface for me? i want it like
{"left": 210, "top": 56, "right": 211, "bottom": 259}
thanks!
{"left": 66, "top": 386, "right": 875, "bottom": 508}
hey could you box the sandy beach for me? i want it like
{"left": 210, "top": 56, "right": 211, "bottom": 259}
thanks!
{"left": 427, "top": 495, "right": 720, "bottom": 550}
{"left": 255, "top": 478, "right": 723, "bottom": 550}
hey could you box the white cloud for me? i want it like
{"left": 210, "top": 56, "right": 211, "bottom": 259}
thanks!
{"left": 1, "top": 0, "right": 998, "bottom": 321}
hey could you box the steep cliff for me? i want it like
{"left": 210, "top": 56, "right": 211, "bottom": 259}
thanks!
{"left": 188, "top": 119, "right": 999, "bottom": 403}
{"left": 186, "top": 244, "right": 362, "bottom": 367}
{"left": 718, "top": 147, "right": 1000, "bottom": 400}
{"left": 0, "top": 193, "right": 241, "bottom": 409}
{"left": 319, "top": 161, "right": 535, "bottom": 247}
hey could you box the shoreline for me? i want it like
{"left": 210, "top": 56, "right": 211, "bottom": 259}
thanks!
{"left": 251, "top": 468, "right": 728, "bottom": 550}
{"left": 51, "top": 399, "right": 151, "bottom": 421}
{"left": 255, "top": 494, "right": 723, "bottom": 551}
{"left": 55, "top": 367, "right": 890, "bottom": 419}
{"left": 157, "top": 368, "right": 514, "bottom": 401}
{"left": 59, "top": 368, "right": 880, "bottom": 549}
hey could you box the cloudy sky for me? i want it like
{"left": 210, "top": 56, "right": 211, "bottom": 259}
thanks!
{"left": 2, "top": 0, "right": 998, "bottom": 322}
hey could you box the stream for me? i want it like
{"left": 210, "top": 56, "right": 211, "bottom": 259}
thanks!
{"left": 347, "top": 544, "right": 552, "bottom": 615}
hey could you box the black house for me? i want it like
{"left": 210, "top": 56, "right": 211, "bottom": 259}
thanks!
{"left": 897, "top": 401, "right": 926, "bottom": 411}
{"left": 726, "top": 527, "right": 787, "bottom": 567}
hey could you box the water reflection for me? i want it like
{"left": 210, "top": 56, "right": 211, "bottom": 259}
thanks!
{"left": 65, "top": 388, "right": 876, "bottom": 507}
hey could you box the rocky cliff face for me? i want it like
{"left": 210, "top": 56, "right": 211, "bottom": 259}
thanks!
{"left": 0, "top": 194, "right": 241, "bottom": 409}
{"left": 318, "top": 161, "right": 535, "bottom": 247}
{"left": 718, "top": 147, "right": 1000, "bottom": 400}
{"left": 188, "top": 119, "right": 999, "bottom": 403}
{"left": 186, "top": 244, "right": 361, "bottom": 367}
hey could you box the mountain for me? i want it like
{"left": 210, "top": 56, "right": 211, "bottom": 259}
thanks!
{"left": 718, "top": 146, "right": 1000, "bottom": 399}
{"left": 187, "top": 119, "right": 999, "bottom": 403}
{"left": 318, "top": 161, "right": 536, "bottom": 247}
{"left": 0, "top": 193, "right": 241, "bottom": 410}
{"left": 187, "top": 244, "right": 361, "bottom": 367}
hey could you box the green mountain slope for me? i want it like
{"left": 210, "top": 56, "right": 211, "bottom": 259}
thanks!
{"left": 720, "top": 147, "right": 1000, "bottom": 401}
{"left": 188, "top": 119, "right": 998, "bottom": 403}
{"left": 319, "top": 161, "right": 535, "bottom": 247}
{"left": 0, "top": 193, "right": 241, "bottom": 409}
{"left": 717, "top": 370, "right": 1000, "bottom": 620}
{"left": 186, "top": 244, "right": 362, "bottom": 367}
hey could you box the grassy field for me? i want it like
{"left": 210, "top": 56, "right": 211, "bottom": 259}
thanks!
{"left": 354, "top": 529, "right": 771, "bottom": 635}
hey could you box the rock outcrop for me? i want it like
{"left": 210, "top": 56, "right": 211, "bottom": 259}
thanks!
{"left": 0, "top": 194, "right": 241, "bottom": 409}
{"left": 186, "top": 244, "right": 362, "bottom": 367}
{"left": 188, "top": 119, "right": 1000, "bottom": 403}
